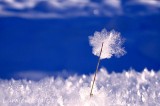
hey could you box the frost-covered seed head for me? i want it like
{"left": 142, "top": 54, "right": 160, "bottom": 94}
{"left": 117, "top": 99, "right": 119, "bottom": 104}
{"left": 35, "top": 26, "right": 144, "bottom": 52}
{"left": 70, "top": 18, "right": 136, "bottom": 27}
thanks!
{"left": 89, "top": 29, "right": 126, "bottom": 59}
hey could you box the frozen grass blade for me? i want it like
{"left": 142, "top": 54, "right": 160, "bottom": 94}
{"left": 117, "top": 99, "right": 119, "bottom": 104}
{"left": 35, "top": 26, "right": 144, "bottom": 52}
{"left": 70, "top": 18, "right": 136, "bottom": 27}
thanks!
{"left": 90, "top": 42, "right": 104, "bottom": 97}
{"left": 89, "top": 29, "right": 126, "bottom": 97}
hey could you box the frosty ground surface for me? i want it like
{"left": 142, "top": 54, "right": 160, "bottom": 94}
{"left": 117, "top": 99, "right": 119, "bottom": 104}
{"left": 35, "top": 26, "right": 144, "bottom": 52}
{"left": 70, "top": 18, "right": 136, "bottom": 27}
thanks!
{"left": 0, "top": 68, "right": 160, "bottom": 106}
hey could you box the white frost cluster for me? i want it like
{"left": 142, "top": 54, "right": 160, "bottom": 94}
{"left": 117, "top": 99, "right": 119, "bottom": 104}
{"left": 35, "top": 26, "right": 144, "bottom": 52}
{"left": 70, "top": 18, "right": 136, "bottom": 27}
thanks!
{"left": 0, "top": 68, "right": 160, "bottom": 106}
{"left": 89, "top": 29, "right": 126, "bottom": 59}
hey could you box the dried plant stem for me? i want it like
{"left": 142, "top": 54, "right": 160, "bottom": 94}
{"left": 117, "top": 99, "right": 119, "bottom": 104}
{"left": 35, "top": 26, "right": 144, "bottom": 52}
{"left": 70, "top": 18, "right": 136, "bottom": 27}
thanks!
{"left": 90, "top": 42, "right": 104, "bottom": 97}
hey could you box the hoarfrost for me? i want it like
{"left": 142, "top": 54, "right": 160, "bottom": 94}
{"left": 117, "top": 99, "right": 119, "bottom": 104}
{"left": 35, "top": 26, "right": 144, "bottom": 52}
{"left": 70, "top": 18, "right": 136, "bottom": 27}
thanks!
{"left": 0, "top": 68, "right": 160, "bottom": 106}
{"left": 89, "top": 29, "right": 126, "bottom": 59}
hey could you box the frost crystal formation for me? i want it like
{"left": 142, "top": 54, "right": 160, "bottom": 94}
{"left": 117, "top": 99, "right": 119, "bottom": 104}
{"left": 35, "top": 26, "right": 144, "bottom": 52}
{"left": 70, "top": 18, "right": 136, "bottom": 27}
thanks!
{"left": 89, "top": 29, "right": 126, "bottom": 59}
{"left": 0, "top": 68, "right": 160, "bottom": 106}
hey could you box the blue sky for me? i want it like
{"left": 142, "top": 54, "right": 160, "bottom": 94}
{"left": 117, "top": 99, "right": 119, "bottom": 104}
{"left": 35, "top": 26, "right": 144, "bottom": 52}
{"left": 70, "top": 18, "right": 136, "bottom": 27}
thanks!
{"left": 0, "top": 0, "right": 160, "bottom": 80}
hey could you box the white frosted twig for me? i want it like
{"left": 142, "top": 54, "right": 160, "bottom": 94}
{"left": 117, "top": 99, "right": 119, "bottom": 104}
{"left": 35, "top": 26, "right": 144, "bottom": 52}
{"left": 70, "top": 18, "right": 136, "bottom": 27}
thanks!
{"left": 89, "top": 29, "right": 126, "bottom": 96}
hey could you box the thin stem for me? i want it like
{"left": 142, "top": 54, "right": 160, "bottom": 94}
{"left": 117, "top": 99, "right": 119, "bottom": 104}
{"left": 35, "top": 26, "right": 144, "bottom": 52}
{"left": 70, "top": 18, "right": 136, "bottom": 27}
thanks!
{"left": 90, "top": 42, "right": 104, "bottom": 97}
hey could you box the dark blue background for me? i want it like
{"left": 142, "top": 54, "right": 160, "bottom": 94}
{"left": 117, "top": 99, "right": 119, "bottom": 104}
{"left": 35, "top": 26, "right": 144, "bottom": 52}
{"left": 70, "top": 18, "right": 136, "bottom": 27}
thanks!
{"left": 0, "top": 15, "right": 160, "bottom": 79}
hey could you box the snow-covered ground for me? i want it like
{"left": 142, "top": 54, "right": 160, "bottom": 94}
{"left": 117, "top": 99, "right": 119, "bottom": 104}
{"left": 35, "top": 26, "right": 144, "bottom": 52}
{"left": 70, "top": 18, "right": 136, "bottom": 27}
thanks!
{"left": 0, "top": 68, "right": 160, "bottom": 106}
